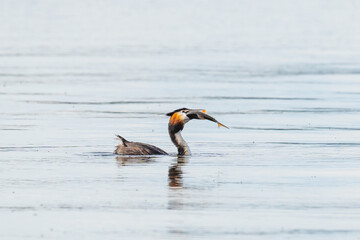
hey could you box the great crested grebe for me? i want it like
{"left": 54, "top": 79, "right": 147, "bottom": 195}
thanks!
{"left": 114, "top": 108, "right": 228, "bottom": 156}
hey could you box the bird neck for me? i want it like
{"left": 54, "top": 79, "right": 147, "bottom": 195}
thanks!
{"left": 169, "top": 130, "right": 191, "bottom": 156}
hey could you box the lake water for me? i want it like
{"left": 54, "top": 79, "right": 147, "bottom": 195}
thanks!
{"left": 1, "top": 0, "right": 360, "bottom": 239}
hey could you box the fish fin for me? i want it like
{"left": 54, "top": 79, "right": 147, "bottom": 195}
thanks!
{"left": 218, "top": 123, "right": 229, "bottom": 129}
{"left": 116, "top": 135, "right": 128, "bottom": 147}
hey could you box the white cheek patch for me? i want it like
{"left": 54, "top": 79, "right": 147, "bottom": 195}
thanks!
{"left": 181, "top": 114, "right": 190, "bottom": 123}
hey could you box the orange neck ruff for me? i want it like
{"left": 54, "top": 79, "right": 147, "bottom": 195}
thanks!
{"left": 169, "top": 112, "right": 184, "bottom": 125}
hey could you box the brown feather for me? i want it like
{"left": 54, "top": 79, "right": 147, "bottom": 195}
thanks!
{"left": 114, "top": 141, "right": 168, "bottom": 155}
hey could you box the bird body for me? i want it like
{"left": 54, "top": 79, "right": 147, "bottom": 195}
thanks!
{"left": 114, "top": 108, "right": 228, "bottom": 156}
{"left": 114, "top": 135, "right": 168, "bottom": 155}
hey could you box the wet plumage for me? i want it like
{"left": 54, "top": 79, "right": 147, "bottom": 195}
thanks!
{"left": 114, "top": 135, "right": 168, "bottom": 155}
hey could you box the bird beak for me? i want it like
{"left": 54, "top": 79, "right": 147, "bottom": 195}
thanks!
{"left": 186, "top": 109, "right": 229, "bottom": 129}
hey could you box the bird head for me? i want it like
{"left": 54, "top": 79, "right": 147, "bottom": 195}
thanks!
{"left": 166, "top": 108, "right": 229, "bottom": 133}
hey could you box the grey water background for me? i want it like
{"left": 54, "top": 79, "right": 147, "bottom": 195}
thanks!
{"left": 1, "top": 0, "right": 360, "bottom": 239}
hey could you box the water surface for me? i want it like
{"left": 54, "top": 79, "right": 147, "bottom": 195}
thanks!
{"left": 1, "top": 0, "right": 360, "bottom": 239}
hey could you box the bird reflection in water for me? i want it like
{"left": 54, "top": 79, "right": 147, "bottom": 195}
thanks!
{"left": 168, "top": 156, "right": 189, "bottom": 188}
{"left": 115, "top": 156, "right": 156, "bottom": 166}
{"left": 115, "top": 155, "right": 189, "bottom": 189}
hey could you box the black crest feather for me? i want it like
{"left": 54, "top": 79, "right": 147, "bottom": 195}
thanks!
{"left": 166, "top": 108, "right": 189, "bottom": 116}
